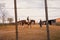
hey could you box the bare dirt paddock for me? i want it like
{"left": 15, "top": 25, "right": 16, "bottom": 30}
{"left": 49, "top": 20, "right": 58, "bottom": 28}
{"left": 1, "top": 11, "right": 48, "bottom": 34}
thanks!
{"left": 0, "top": 24, "right": 60, "bottom": 40}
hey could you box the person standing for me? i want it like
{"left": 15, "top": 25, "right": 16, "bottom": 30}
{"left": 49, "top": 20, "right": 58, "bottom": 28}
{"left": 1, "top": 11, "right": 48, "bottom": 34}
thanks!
{"left": 39, "top": 19, "right": 42, "bottom": 27}
{"left": 27, "top": 16, "right": 29, "bottom": 25}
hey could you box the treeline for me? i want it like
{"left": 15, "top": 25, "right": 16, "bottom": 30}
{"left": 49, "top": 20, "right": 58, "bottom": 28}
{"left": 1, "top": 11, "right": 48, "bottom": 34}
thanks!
{"left": 0, "top": 23, "right": 15, "bottom": 26}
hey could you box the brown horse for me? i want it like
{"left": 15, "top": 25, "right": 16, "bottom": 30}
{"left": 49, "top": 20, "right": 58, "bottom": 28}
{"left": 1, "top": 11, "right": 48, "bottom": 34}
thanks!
{"left": 18, "top": 20, "right": 35, "bottom": 26}
{"left": 30, "top": 20, "right": 35, "bottom": 25}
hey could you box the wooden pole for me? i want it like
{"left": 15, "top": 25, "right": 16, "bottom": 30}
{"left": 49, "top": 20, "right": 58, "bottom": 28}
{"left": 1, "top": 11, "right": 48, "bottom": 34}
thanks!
{"left": 44, "top": 0, "right": 50, "bottom": 40}
{"left": 14, "top": 0, "right": 18, "bottom": 40}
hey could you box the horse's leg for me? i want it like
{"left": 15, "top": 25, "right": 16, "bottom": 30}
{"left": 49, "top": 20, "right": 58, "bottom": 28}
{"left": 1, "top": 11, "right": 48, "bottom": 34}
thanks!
{"left": 29, "top": 22, "right": 31, "bottom": 28}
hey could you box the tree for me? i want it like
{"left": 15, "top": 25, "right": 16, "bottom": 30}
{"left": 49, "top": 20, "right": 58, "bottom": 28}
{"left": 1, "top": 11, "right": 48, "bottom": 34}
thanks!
{"left": 0, "top": 3, "right": 6, "bottom": 24}
{"left": 7, "top": 18, "right": 13, "bottom": 23}
{"left": 0, "top": 3, "right": 8, "bottom": 24}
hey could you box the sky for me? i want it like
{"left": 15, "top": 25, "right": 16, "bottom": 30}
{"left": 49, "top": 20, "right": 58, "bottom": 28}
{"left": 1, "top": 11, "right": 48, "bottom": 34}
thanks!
{"left": 0, "top": 0, "right": 60, "bottom": 22}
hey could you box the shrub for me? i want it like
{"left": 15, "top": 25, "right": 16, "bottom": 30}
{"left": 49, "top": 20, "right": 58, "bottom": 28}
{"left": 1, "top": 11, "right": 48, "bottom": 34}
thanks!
{"left": 56, "top": 22, "right": 60, "bottom": 26}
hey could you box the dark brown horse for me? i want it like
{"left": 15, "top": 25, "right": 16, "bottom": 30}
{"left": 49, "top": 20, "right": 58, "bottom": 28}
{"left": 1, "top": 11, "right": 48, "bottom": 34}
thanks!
{"left": 30, "top": 20, "right": 35, "bottom": 24}
{"left": 18, "top": 20, "right": 35, "bottom": 26}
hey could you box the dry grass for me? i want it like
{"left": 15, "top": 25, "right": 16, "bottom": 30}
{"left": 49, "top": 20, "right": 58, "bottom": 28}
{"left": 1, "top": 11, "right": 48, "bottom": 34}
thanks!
{"left": 0, "top": 24, "right": 60, "bottom": 40}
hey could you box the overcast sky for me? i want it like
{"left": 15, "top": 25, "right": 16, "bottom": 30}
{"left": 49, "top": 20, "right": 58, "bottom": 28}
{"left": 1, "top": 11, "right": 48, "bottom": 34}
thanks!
{"left": 0, "top": 0, "right": 60, "bottom": 22}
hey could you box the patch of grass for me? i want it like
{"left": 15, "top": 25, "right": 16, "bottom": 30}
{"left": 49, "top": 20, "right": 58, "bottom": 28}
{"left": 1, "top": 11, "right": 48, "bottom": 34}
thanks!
{"left": 51, "top": 31, "right": 60, "bottom": 40}
{"left": 0, "top": 25, "right": 60, "bottom": 40}
{"left": 50, "top": 25, "right": 60, "bottom": 40}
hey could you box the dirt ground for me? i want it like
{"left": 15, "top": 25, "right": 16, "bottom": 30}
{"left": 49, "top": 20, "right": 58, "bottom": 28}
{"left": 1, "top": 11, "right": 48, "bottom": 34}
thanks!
{"left": 0, "top": 24, "right": 60, "bottom": 40}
